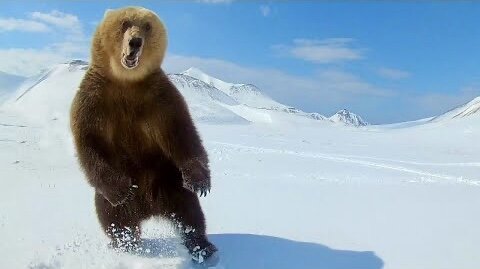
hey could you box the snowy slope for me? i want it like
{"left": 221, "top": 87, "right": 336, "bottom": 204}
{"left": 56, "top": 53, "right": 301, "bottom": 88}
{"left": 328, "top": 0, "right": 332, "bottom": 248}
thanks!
{"left": 1, "top": 105, "right": 480, "bottom": 269}
{"left": 182, "top": 67, "right": 339, "bottom": 124}
{"left": 168, "top": 74, "right": 247, "bottom": 124}
{"left": 3, "top": 60, "right": 88, "bottom": 124}
{"left": 0, "top": 71, "right": 26, "bottom": 102}
{"left": 430, "top": 96, "right": 480, "bottom": 122}
{"left": 2, "top": 61, "right": 248, "bottom": 125}
{"left": 1, "top": 62, "right": 480, "bottom": 269}
{"left": 329, "top": 109, "right": 369, "bottom": 127}
{"left": 183, "top": 67, "right": 287, "bottom": 110}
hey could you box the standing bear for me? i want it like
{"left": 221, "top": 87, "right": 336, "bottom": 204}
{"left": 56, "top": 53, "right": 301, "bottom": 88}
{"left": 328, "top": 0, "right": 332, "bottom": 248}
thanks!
{"left": 70, "top": 6, "right": 218, "bottom": 265}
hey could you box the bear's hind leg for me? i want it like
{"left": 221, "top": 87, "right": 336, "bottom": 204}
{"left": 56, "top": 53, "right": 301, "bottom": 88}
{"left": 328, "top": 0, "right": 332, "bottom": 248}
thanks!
{"left": 95, "top": 192, "right": 144, "bottom": 252}
{"left": 156, "top": 186, "right": 218, "bottom": 264}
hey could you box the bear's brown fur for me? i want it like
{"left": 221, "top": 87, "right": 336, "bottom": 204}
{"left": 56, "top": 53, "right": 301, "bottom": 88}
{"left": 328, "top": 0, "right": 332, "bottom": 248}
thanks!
{"left": 70, "top": 7, "right": 217, "bottom": 263}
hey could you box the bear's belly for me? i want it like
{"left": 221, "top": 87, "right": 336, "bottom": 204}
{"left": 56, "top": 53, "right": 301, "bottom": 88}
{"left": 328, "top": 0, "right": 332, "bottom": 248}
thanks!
{"left": 102, "top": 118, "right": 180, "bottom": 186}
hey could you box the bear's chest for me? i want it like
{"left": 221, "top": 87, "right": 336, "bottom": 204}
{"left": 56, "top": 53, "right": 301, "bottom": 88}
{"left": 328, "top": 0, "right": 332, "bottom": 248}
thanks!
{"left": 100, "top": 94, "right": 159, "bottom": 155}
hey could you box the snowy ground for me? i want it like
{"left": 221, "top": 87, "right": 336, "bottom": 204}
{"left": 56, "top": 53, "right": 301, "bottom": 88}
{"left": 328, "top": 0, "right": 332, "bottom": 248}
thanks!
{"left": 1, "top": 62, "right": 479, "bottom": 269}
{"left": 1, "top": 110, "right": 479, "bottom": 269}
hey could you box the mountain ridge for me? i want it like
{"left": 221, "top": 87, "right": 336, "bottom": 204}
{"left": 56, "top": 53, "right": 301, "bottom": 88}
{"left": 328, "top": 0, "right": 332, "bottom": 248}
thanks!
{"left": 1, "top": 60, "right": 375, "bottom": 127}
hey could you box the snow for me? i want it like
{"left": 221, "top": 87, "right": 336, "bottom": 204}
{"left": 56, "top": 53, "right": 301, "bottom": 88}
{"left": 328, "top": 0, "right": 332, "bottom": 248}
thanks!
{"left": 167, "top": 73, "right": 247, "bottom": 124}
{"left": 180, "top": 68, "right": 354, "bottom": 124}
{"left": 1, "top": 62, "right": 480, "bottom": 269}
{"left": 182, "top": 67, "right": 287, "bottom": 110}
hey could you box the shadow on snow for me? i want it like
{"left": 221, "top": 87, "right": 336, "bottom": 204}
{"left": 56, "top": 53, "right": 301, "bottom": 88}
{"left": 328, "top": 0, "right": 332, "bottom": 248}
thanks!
{"left": 140, "top": 233, "right": 384, "bottom": 269}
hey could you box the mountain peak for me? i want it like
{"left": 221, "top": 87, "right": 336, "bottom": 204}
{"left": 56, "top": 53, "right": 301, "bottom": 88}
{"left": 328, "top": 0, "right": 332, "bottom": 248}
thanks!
{"left": 183, "top": 67, "right": 207, "bottom": 76}
{"left": 330, "top": 109, "right": 368, "bottom": 127}
{"left": 182, "top": 67, "right": 234, "bottom": 93}
{"left": 182, "top": 67, "right": 216, "bottom": 83}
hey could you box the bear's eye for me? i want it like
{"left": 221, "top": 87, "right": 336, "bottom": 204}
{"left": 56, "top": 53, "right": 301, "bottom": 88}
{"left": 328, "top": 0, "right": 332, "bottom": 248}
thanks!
{"left": 144, "top": 23, "right": 151, "bottom": 32}
{"left": 122, "top": 20, "right": 132, "bottom": 32}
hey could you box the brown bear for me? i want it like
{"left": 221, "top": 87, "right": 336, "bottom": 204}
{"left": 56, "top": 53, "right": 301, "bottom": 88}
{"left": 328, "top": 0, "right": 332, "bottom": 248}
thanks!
{"left": 70, "top": 6, "right": 218, "bottom": 265}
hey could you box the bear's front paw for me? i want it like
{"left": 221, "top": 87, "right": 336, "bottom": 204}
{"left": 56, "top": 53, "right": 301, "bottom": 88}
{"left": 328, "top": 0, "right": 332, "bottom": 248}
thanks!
{"left": 181, "top": 159, "right": 211, "bottom": 197}
{"left": 105, "top": 185, "right": 138, "bottom": 207}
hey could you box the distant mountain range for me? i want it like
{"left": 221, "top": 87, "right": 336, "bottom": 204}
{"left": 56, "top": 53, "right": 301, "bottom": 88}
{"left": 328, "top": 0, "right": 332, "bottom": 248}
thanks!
{"left": 1, "top": 60, "right": 479, "bottom": 127}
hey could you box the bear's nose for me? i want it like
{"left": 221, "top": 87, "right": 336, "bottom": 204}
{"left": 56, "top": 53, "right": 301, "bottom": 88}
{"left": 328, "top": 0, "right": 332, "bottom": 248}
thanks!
{"left": 129, "top": 37, "right": 143, "bottom": 50}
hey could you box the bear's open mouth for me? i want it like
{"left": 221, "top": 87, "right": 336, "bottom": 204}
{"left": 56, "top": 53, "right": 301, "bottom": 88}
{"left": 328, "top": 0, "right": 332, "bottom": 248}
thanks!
{"left": 121, "top": 54, "right": 140, "bottom": 69}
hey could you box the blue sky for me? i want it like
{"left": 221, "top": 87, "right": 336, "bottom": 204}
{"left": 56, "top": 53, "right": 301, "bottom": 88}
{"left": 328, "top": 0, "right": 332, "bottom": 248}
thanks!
{"left": 1, "top": 1, "right": 479, "bottom": 124}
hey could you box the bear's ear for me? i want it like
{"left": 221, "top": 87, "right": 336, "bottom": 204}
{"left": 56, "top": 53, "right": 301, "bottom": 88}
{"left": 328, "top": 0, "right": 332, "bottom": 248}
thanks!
{"left": 103, "top": 9, "right": 113, "bottom": 18}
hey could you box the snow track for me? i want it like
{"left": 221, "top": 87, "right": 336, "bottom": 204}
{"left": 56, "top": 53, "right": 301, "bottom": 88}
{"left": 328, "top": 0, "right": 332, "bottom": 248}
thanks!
{"left": 209, "top": 141, "right": 480, "bottom": 186}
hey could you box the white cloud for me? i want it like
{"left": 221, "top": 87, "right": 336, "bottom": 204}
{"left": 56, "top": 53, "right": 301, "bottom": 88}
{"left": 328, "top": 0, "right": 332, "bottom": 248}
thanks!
{"left": 260, "top": 5, "right": 271, "bottom": 17}
{"left": 378, "top": 67, "right": 411, "bottom": 80}
{"left": 0, "top": 10, "right": 83, "bottom": 38}
{"left": 274, "top": 38, "right": 364, "bottom": 64}
{"left": 31, "top": 10, "right": 81, "bottom": 30}
{"left": 0, "top": 18, "right": 50, "bottom": 32}
{"left": 0, "top": 11, "right": 88, "bottom": 76}
{"left": 30, "top": 10, "right": 84, "bottom": 41}
{"left": 0, "top": 40, "right": 89, "bottom": 77}
{"left": 0, "top": 48, "right": 72, "bottom": 76}
{"left": 316, "top": 69, "right": 394, "bottom": 97}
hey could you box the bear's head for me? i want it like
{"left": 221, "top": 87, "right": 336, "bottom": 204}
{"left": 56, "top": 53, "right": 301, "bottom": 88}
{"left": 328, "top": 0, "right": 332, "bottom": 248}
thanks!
{"left": 92, "top": 7, "right": 167, "bottom": 81}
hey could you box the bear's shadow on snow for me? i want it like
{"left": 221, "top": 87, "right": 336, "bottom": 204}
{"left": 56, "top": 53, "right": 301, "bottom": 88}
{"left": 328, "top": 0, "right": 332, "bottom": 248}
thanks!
{"left": 140, "top": 233, "right": 384, "bottom": 269}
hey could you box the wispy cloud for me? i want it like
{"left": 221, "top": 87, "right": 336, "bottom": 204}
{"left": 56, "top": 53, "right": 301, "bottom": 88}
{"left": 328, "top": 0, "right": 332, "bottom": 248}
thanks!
{"left": 0, "top": 10, "right": 88, "bottom": 76}
{"left": 0, "top": 18, "right": 50, "bottom": 32}
{"left": 260, "top": 5, "right": 271, "bottom": 17}
{"left": 31, "top": 10, "right": 85, "bottom": 41}
{"left": 0, "top": 48, "right": 71, "bottom": 76}
{"left": 274, "top": 38, "right": 364, "bottom": 64}
{"left": 378, "top": 67, "right": 411, "bottom": 80}
{"left": 31, "top": 10, "right": 81, "bottom": 30}
{"left": 315, "top": 69, "right": 394, "bottom": 97}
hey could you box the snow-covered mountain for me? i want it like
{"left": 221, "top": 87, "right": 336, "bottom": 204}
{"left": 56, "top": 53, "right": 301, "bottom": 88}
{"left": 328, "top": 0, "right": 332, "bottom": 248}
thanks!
{"left": 180, "top": 68, "right": 337, "bottom": 123}
{"left": 2, "top": 61, "right": 349, "bottom": 126}
{"left": 183, "top": 67, "right": 287, "bottom": 110}
{"left": 2, "top": 62, "right": 248, "bottom": 124}
{"left": 430, "top": 96, "right": 480, "bottom": 122}
{"left": 3, "top": 60, "right": 88, "bottom": 124}
{"left": 0, "top": 71, "right": 26, "bottom": 102}
{"left": 167, "top": 73, "right": 247, "bottom": 124}
{"left": 329, "top": 109, "right": 369, "bottom": 127}
{"left": 0, "top": 60, "right": 387, "bottom": 129}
